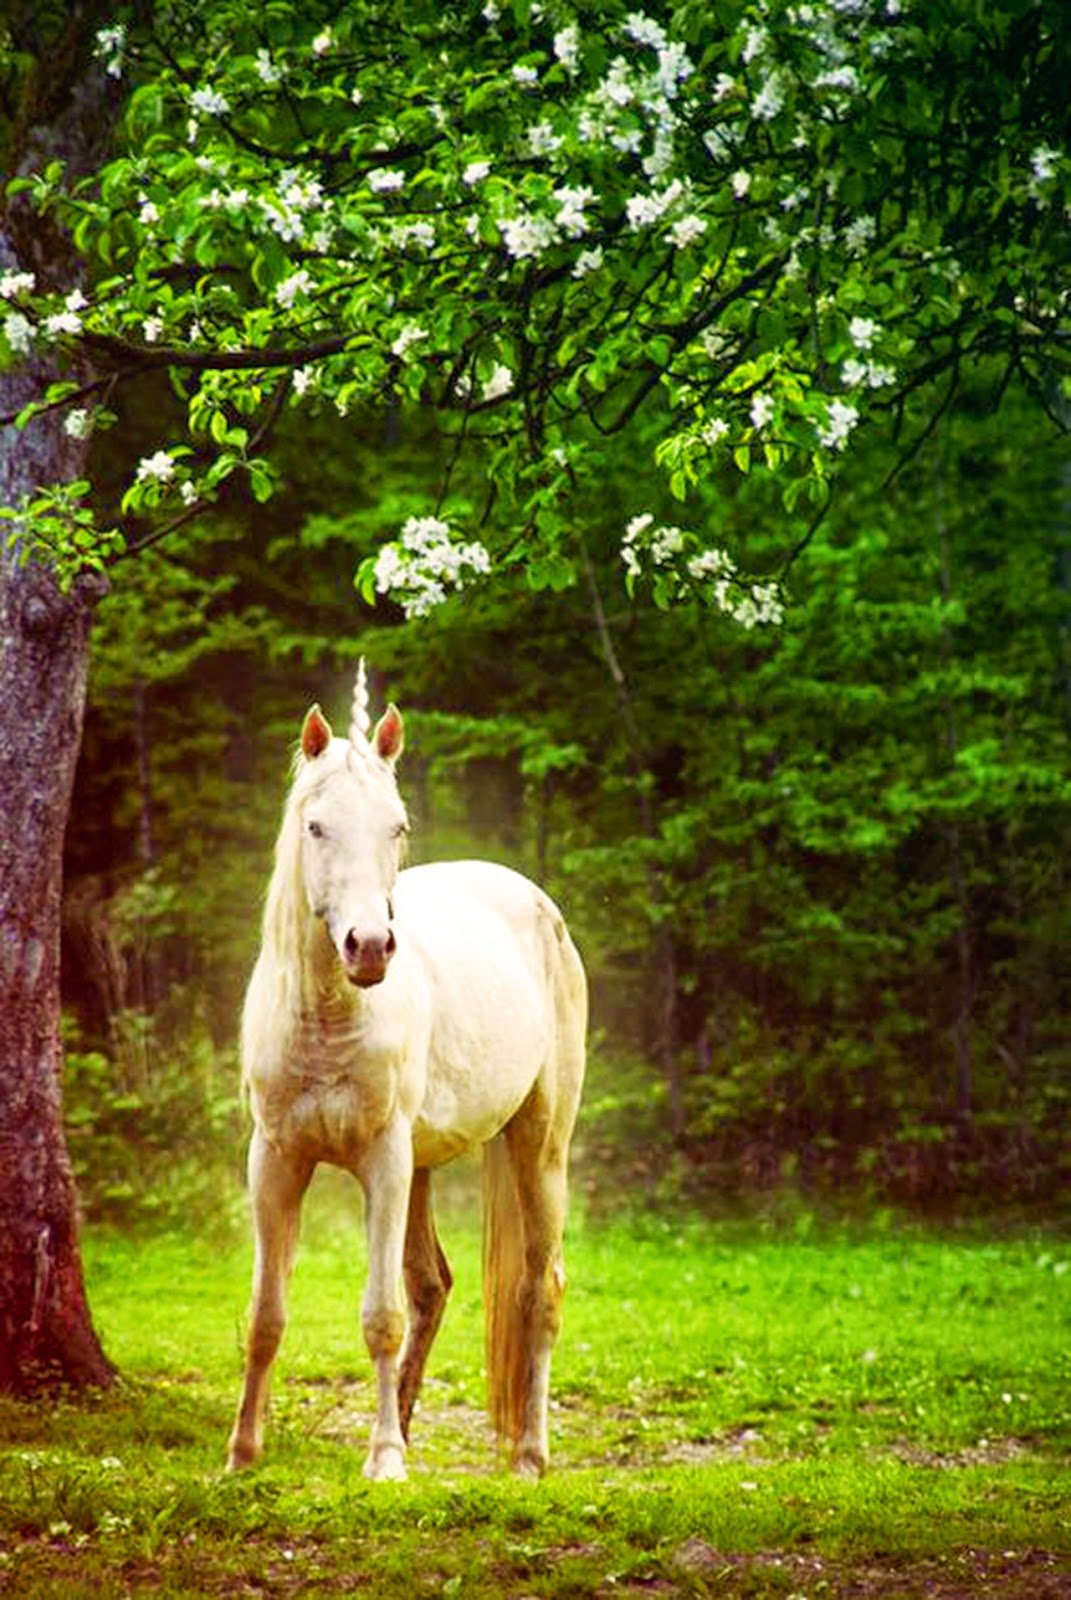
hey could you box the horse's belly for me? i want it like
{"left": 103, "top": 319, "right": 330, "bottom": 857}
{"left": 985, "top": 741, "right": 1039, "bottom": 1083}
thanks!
{"left": 410, "top": 973, "right": 549, "bottom": 1167}
{"left": 397, "top": 864, "right": 557, "bottom": 1164}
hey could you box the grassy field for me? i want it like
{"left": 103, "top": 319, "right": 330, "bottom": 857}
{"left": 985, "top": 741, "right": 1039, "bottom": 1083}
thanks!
{"left": 0, "top": 1168, "right": 1068, "bottom": 1597}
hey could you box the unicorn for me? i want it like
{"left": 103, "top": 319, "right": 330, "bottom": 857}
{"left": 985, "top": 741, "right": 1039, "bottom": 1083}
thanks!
{"left": 227, "top": 662, "right": 587, "bottom": 1481}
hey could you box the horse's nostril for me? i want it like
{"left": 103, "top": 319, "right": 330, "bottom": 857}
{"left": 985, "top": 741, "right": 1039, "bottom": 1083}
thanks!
{"left": 343, "top": 929, "right": 360, "bottom": 962}
{"left": 385, "top": 928, "right": 397, "bottom": 957}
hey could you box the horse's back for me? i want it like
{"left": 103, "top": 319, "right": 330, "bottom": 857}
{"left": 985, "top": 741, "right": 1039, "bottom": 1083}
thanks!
{"left": 396, "top": 861, "right": 585, "bottom": 1166}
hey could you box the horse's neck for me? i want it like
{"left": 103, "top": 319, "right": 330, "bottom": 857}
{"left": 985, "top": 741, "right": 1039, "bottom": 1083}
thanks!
{"left": 298, "top": 918, "right": 358, "bottom": 1023}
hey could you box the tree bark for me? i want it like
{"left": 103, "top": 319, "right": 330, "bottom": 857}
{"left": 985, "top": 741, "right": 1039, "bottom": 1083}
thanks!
{"left": 0, "top": 368, "right": 114, "bottom": 1393}
{"left": 0, "top": 7, "right": 117, "bottom": 1393}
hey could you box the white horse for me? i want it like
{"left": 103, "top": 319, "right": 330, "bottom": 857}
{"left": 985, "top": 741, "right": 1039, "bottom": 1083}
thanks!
{"left": 227, "top": 663, "right": 587, "bottom": 1481}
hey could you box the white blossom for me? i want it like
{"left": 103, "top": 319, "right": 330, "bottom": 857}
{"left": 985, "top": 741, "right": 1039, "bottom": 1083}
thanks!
{"left": 0, "top": 270, "right": 35, "bottom": 300}
{"left": 190, "top": 87, "right": 230, "bottom": 117}
{"left": 3, "top": 310, "right": 33, "bottom": 354}
{"left": 741, "top": 25, "right": 767, "bottom": 63}
{"left": 500, "top": 210, "right": 558, "bottom": 261}
{"left": 849, "top": 315, "right": 877, "bottom": 349}
{"left": 142, "top": 315, "right": 164, "bottom": 342}
{"left": 311, "top": 28, "right": 334, "bottom": 56}
{"left": 625, "top": 13, "right": 668, "bottom": 51}
{"left": 368, "top": 168, "right": 405, "bottom": 193}
{"left": 482, "top": 363, "right": 513, "bottom": 401}
{"left": 643, "top": 129, "right": 677, "bottom": 181}
{"left": 626, "top": 179, "right": 684, "bottom": 230}
{"left": 45, "top": 309, "right": 83, "bottom": 336}
{"left": 293, "top": 366, "right": 314, "bottom": 396}
{"left": 572, "top": 245, "right": 604, "bottom": 278}
{"left": 600, "top": 58, "right": 635, "bottom": 108}
{"left": 138, "top": 196, "right": 160, "bottom": 225}
{"left": 654, "top": 42, "right": 693, "bottom": 99}
{"left": 391, "top": 322, "right": 428, "bottom": 357}
{"left": 731, "top": 170, "right": 751, "bottom": 199}
{"left": 670, "top": 214, "right": 707, "bottom": 247}
{"left": 703, "top": 126, "right": 734, "bottom": 161}
{"left": 392, "top": 220, "right": 436, "bottom": 249}
{"left": 734, "top": 583, "right": 784, "bottom": 628}
{"left": 817, "top": 397, "right": 859, "bottom": 450}
{"left": 512, "top": 64, "right": 539, "bottom": 86}
{"left": 554, "top": 186, "right": 595, "bottom": 237}
{"left": 866, "top": 361, "right": 897, "bottom": 388}
{"left": 463, "top": 160, "right": 491, "bottom": 186}
{"left": 843, "top": 354, "right": 896, "bottom": 389}
{"left": 750, "top": 392, "right": 775, "bottom": 429}
{"left": 374, "top": 516, "right": 491, "bottom": 618}
{"left": 1030, "top": 146, "right": 1059, "bottom": 183}
{"left": 256, "top": 49, "right": 284, "bottom": 85}
{"left": 275, "top": 268, "right": 313, "bottom": 308}
{"left": 752, "top": 74, "right": 784, "bottom": 121}
{"left": 94, "top": 24, "right": 125, "bottom": 77}
{"left": 844, "top": 214, "right": 877, "bottom": 254}
{"left": 64, "top": 409, "right": 92, "bottom": 439}
{"left": 180, "top": 481, "right": 198, "bottom": 505}
{"left": 527, "top": 121, "right": 563, "bottom": 157}
{"left": 712, "top": 73, "right": 736, "bottom": 102}
{"left": 554, "top": 25, "right": 580, "bottom": 71}
{"left": 136, "top": 450, "right": 176, "bottom": 483}
{"left": 687, "top": 546, "right": 733, "bottom": 581}
{"left": 816, "top": 64, "right": 861, "bottom": 93}
{"left": 701, "top": 417, "right": 730, "bottom": 445}
{"left": 651, "top": 524, "right": 685, "bottom": 564}
{"left": 350, "top": 87, "right": 364, "bottom": 106}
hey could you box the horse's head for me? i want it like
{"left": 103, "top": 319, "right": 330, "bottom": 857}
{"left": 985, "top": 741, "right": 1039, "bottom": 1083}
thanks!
{"left": 293, "top": 683, "right": 407, "bottom": 989}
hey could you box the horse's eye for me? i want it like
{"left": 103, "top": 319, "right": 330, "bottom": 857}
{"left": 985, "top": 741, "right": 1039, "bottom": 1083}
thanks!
{"left": 307, "top": 819, "right": 324, "bottom": 840}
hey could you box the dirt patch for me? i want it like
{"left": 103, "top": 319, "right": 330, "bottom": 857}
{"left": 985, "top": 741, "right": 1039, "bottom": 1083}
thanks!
{"left": 663, "top": 1543, "right": 1070, "bottom": 1599}
{"left": 888, "top": 1436, "right": 1035, "bottom": 1469}
{"left": 662, "top": 1426, "right": 766, "bottom": 1467}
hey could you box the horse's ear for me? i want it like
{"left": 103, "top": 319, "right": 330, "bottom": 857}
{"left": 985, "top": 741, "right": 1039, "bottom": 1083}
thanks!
{"left": 301, "top": 704, "right": 333, "bottom": 760}
{"left": 373, "top": 704, "right": 404, "bottom": 767}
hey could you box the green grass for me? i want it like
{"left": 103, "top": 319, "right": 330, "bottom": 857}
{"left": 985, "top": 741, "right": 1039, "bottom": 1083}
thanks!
{"left": 1, "top": 1170, "right": 1069, "bottom": 1596}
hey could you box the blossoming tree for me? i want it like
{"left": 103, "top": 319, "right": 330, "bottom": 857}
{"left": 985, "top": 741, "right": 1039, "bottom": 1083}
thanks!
{"left": 0, "top": 0, "right": 1067, "bottom": 1387}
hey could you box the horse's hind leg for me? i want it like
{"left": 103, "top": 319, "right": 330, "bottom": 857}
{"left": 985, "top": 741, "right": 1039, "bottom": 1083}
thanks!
{"left": 227, "top": 1130, "right": 311, "bottom": 1470}
{"left": 485, "top": 1092, "right": 573, "bottom": 1480}
{"left": 398, "top": 1168, "right": 453, "bottom": 1443}
{"left": 507, "top": 1136, "right": 569, "bottom": 1479}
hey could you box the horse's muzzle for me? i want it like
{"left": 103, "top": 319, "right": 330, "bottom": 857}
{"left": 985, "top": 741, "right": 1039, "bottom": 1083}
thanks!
{"left": 342, "top": 927, "right": 396, "bottom": 987}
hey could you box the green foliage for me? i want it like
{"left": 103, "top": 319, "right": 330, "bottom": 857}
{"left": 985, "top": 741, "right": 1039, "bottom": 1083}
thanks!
{"left": 2, "top": 0, "right": 1067, "bottom": 595}
{"left": 0, "top": 480, "right": 122, "bottom": 589}
{"left": 63, "top": 1016, "right": 242, "bottom": 1230}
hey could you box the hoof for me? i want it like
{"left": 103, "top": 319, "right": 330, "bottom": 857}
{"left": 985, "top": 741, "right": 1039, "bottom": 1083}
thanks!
{"left": 226, "top": 1439, "right": 260, "bottom": 1472}
{"left": 364, "top": 1442, "right": 407, "bottom": 1482}
{"left": 511, "top": 1447, "right": 547, "bottom": 1481}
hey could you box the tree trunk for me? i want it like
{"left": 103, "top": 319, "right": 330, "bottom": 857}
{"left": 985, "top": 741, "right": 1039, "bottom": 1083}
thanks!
{"left": 0, "top": 10, "right": 117, "bottom": 1393}
{"left": 0, "top": 379, "right": 114, "bottom": 1393}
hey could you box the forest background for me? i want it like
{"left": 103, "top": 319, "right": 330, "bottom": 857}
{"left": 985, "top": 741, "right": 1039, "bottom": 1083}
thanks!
{"left": 63, "top": 363, "right": 1070, "bottom": 1229}
{"left": 0, "top": 0, "right": 1067, "bottom": 1242}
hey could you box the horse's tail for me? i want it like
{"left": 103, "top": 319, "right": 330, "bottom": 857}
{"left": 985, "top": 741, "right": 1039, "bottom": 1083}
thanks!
{"left": 483, "top": 1133, "right": 526, "bottom": 1451}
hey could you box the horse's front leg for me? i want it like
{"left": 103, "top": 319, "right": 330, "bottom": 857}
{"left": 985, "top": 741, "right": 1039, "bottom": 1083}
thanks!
{"left": 227, "top": 1129, "right": 311, "bottom": 1470}
{"left": 357, "top": 1116, "right": 413, "bottom": 1482}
